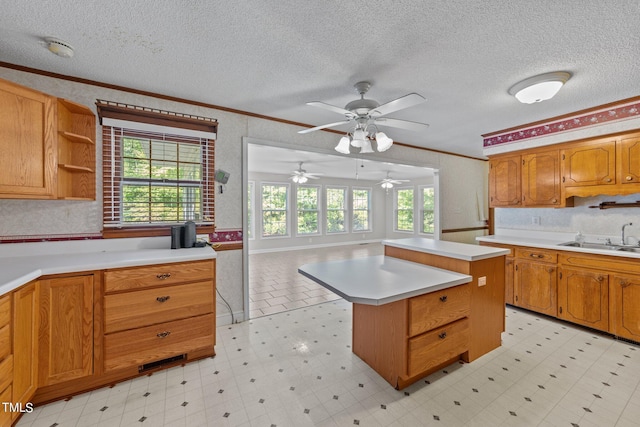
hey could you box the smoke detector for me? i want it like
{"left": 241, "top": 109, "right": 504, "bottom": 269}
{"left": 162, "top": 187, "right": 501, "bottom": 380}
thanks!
{"left": 44, "top": 37, "right": 74, "bottom": 58}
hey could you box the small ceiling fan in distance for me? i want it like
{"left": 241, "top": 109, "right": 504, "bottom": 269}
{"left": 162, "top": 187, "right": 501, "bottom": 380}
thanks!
{"left": 290, "top": 162, "right": 324, "bottom": 184}
{"left": 376, "top": 172, "right": 409, "bottom": 190}
{"left": 298, "top": 81, "right": 429, "bottom": 154}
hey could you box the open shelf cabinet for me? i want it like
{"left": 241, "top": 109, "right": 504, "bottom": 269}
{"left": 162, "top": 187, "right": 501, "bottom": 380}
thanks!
{"left": 57, "top": 99, "right": 96, "bottom": 200}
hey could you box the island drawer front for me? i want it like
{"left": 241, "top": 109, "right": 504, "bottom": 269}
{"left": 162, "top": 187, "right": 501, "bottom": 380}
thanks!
{"left": 516, "top": 248, "right": 557, "bottom": 263}
{"left": 104, "top": 260, "right": 214, "bottom": 293}
{"left": 0, "top": 354, "right": 13, "bottom": 396}
{"left": 104, "top": 313, "right": 214, "bottom": 372}
{"left": 408, "top": 284, "right": 470, "bottom": 337}
{"left": 407, "top": 318, "right": 469, "bottom": 377}
{"left": 104, "top": 281, "right": 214, "bottom": 333}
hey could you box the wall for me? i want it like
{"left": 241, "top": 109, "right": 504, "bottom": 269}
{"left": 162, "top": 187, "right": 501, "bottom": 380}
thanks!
{"left": 0, "top": 67, "right": 490, "bottom": 323}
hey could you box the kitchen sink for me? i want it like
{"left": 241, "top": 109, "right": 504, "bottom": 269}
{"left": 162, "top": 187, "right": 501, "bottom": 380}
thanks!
{"left": 617, "top": 246, "right": 640, "bottom": 253}
{"left": 557, "top": 241, "right": 619, "bottom": 250}
{"left": 558, "top": 241, "right": 640, "bottom": 253}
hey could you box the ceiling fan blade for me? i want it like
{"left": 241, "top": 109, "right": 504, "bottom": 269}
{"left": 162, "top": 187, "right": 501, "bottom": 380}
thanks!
{"left": 298, "top": 119, "right": 353, "bottom": 134}
{"left": 374, "top": 117, "right": 429, "bottom": 132}
{"left": 368, "top": 93, "right": 426, "bottom": 117}
{"left": 306, "top": 101, "right": 356, "bottom": 117}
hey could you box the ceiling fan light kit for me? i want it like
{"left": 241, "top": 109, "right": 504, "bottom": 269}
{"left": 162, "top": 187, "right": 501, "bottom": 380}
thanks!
{"left": 509, "top": 71, "right": 571, "bottom": 104}
{"left": 299, "top": 81, "right": 428, "bottom": 155}
{"left": 290, "top": 161, "right": 323, "bottom": 183}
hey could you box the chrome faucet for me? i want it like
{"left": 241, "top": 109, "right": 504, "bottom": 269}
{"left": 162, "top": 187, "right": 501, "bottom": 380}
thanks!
{"left": 621, "top": 222, "right": 633, "bottom": 245}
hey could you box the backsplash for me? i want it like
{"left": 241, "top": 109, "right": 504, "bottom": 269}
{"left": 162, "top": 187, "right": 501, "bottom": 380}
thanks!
{"left": 495, "top": 193, "right": 640, "bottom": 244}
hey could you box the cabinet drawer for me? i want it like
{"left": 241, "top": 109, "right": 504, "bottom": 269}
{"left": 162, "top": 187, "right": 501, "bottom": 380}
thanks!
{"left": 0, "top": 294, "right": 10, "bottom": 328}
{"left": 0, "top": 354, "right": 12, "bottom": 396}
{"left": 104, "top": 281, "right": 214, "bottom": 333}
{"left": 104, "top": 313, "right": 215, "bottom": 372}
{"left": 104, "top": 260, "right": 214, "bottom": 293}
{"left": 516, "top": 248, "right": 557, "bottom": 263}
{"left": 408, "top": 318, "right": 469, "bottom": 377}
{"left": 0, "top": 324, "right": 10, "bottom": 361}
{"left": 409, "top": 284, "right": 470, "bottom": 337}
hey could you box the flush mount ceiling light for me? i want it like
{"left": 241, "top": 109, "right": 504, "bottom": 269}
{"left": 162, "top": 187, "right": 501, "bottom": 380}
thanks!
{"left": 44, "top": 37, "right": 75, "bottom": 58}
{"left": 508, "top": 71, "right": 571, "bottom": 104}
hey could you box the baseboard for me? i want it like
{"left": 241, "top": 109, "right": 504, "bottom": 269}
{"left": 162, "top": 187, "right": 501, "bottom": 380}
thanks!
{"left": 248, "top": 239, "right": 382, "bottom": 255}
{"left": 217, "top": 310, "right": 245, "bottom": 326}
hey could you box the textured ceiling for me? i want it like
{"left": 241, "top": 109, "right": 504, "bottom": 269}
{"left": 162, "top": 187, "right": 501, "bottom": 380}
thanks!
{"left": 1, "top": 1, "right": 639, "bottom": 159}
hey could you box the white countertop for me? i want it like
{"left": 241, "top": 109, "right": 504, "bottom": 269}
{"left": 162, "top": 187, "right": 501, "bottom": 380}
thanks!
{"left": 298, "top": 255, "right": 472, "bottom": 306}
{"left": 477, "top": 234, "right": 640, "bottom": 259}
{"left": 382, "top": 237, "right": 510, "bottom": 261}
{"left": 0, "top": 237, "right": 216, "bottom": 297}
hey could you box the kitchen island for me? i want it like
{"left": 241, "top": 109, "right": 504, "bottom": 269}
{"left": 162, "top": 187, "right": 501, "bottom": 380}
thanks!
{"left": 299, "top": 239, "right": 509, "bottom": 389}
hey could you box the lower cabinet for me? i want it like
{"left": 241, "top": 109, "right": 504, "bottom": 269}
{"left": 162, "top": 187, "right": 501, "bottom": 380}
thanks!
{"left": 353, "top": 283, "right": 470, "bottom": 389}
{"left": 0, "top": 293, "right": 12, "bottom": 427}
{"left": 37, "top": 274, "right": 94, "bottom": 386}
{"left": 483, "top": 244, "right": 640, "bottom": 344}
{"left": 514, "top": 248, "right": 557, "bottom": 316}
{"left": 610, "top": 274, "right": 640, "bottom": 342}
{"left": 12, "top": 282, "right": 38, "bottom": 418}
{"left": 557, "top": 266, "right": 609, "bottom": 331}
{"left": 102, "top": 260, "right": 216, "bottom": 373}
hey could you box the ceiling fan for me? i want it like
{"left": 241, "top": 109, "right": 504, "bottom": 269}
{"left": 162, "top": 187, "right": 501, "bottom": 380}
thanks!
{"left": 290, "top": 162, "right": 324, "bottom": 183}
{"left": 298, "top": 81, "right": 429, "bottom": 154}
{"left": 376, "top": 172, "right": 409, "bottom": 189}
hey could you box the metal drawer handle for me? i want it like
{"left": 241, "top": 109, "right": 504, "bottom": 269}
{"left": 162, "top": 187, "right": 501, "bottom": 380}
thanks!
{"left": 157, "top": 331, "right": 171, "bottom": 339}
{"left": 156, "top": 296, "right": 171, "bottom": 303}
{"left": 156, "top": 273, "right": 172, "bottom": 280}
{"left": 530, "top": 253, "right": 544, "bottom": 258}
{"left": 439, "top": 295, "right": 448, "bottom": 302}
{"left": 438, "top": 332, "right": 447, "bottom": 339}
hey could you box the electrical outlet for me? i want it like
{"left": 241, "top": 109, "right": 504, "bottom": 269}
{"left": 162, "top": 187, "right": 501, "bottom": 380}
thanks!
{"left": 532, "top": 216, "right": 541, "bottom": 225}
{"left": 478, "top": 276, "right": 487, "bottom": 287}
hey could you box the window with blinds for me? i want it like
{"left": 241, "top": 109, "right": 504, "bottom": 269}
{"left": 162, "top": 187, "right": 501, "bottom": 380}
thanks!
{"left": 97, "top": 100, "right": 216, "bottom": 237}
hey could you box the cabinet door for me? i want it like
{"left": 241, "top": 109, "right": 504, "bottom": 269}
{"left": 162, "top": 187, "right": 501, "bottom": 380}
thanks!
{"left": 38, "top": 275, "right": 93, "bottom": 386}
{"left": 514, "top": 260, "right": 557, "bottom": 316}
{"left": 610, "top": 274, "right": 640, "bottom": 341}
{"left": 562, "top": 139, "right": 616, "bottom": 187}
{"left": 619, "top": 134, "right": 640, "bottom": 185}
{"left": 0, "top": 78, "right": 56, "bottom": 198}
{"left": 504, "top": 256, "right": 514, "bottom": 305}
{"left": 522, "top": 150, "right": 561, "bottom": 206}
{"left": 489, "top": 155, "right": 521, "bottom": 207}
{"left": 557, "top": 267, "right": 608, "bottom": 331}
{"left": 13, "top": 282, "right": 38, "bottom": 410}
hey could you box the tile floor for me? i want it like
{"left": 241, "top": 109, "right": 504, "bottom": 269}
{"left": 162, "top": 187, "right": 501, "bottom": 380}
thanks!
{"left": 248, "top": 243, "right": 384, "bottom": 318}
{"left": 16, "top": 302, "right": 640, "bottom": 426}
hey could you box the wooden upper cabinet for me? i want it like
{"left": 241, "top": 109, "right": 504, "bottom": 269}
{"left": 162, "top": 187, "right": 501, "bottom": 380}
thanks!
{"left": 0, "top": 78, "right": 96, "bottom": 200}
{"left": 522, "top": 149, "right": 562, "bottom": 207}
{"left": 619, "top": 133, "right": 640, "bottom": 185}
{"left": 489, "top": 155, "right": 521, "bottom": 207}
{"left": 0, "top": 78, "right": 56, "bottom": 198}
{"left": 561, "top": 138, "right": 616, "bottom": 187}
